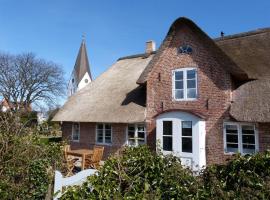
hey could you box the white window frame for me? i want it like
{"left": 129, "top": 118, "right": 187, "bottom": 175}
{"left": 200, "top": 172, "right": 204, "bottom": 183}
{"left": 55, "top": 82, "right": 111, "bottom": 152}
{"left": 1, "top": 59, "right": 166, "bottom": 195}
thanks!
{"left": 71, "top": 122, "right": 80, "bottom": 142}
{"left": 126, "top": 124, "right": 146, "bottom": 146}
{"left": 162, "top": 121, "right": 173, "bottom": 152}
{"left": 96, "top": 123, "right": 112, "bottom": 145}
{"left": 223, "top": 122, "right": 259, "bottom": 155}
{"left": 172, "top": 67, "right": 198, "bottom": 101}
{"left": 181, "top": 121, "right": 193, "bottom": 153}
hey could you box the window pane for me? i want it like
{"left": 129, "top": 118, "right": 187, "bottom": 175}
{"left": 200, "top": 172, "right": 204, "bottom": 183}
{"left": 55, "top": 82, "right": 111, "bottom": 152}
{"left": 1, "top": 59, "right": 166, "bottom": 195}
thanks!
{"left": 163, "top": 136, "right": 172, "bottom": 151}
{"left": 138, "top": 132, "right": 145, "bottom": 139}
{"left": 182, "top": 138, "right": 192, "bottom": 153}
{"left": 128, "top": 131, "right": 135, "bottom": 138}
{"left": 163, "top": 121, "right": 172, "bottom": 135}
{"left": 187, "top": 80, "right": 196, "bottom": 88}
{"left": 175, "top": 71, "right": 183, "bottom": 80}
{"left": 97, "top": 129, "right": 103, "bottom": 136}
{"left": 175, "top": 90, "right": 184, "bottom": 99}
{"left": 226, "top": 143, "right": 238, "bottom": 153}
{"left": 242, "top": 135, "right": 255, "bottom": 144}
{"left": 74, "top": 123, "right": 79, "bottom": 129}
{"left": 97, "top": 124, "right": 103, "bottom": 129}
{"left": 105, "top": 130, "right": 111, "bottom": 137}
{"left": 128, "top": 139, "right": 136, "bottom": 146}
{"left": 226, "top": 125, "right": 238, "bottom": 133}
{"left": 137, "top": 125, "right": 145, "bottom": 132}
{"left": 175, "top": 81, "right": 183, "bottom": 89}
{"left": 187, "top": 69, "right": 196, "bottom": 79}
{"left": 242, "top": 125, "right": 254, "bottom": 135}
{"left": 187, "top": 88, "right": 196, "bottom": 98}
{"left": 226, "top": 134, "right": 238, "bottom": 143}
{"left": 105, "top": 124, "right": 111, "bottom": 130}
{"left": 105, "top": 137, "right": 111, "bottom": 143}
{"left": 73, "top": 133, "right": 79, "bottom": 141}
{"left": 97, "top": 136, "right": 103, "bottom": 143}
{"left": 243, "top": 145, "right": 255, "bottom": 154}
{"left": 138, "top": 140, "right": 145, "bottom": 145}
{"left": 128, "top": 125, "right": 135, "bottom": 131}
{"left": 182, "top": 121, "right": 192, "bottom": 136}
{"left": 97, "top": 129, "right": 103, "bottom": 143}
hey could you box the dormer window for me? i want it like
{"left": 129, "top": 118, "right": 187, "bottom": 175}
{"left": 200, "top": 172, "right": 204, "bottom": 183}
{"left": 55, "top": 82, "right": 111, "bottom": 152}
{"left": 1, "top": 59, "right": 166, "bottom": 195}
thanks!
{"left": 173, "top": 68, "right": 197, "bottom": 100}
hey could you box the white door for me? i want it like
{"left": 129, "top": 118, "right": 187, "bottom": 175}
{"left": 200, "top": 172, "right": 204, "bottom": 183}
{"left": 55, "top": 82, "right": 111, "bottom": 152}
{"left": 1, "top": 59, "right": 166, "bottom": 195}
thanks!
{"left": 156, "top": 111, "right": 206, "bottom": 171}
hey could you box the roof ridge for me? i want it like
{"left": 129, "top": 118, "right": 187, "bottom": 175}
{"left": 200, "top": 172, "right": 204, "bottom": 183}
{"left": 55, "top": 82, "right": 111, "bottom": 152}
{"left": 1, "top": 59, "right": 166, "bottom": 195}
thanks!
{"left": 117, "top": 51, "right": 156, "bottom": 61}
{"left": 215, "top": 27, "right": 270, "bottom": 41}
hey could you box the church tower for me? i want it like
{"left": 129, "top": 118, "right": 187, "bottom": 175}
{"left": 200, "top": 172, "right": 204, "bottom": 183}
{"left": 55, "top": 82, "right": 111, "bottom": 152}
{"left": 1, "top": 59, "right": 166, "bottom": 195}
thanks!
{"left": 68, "top": 38, "right": 92, "bottom": 96}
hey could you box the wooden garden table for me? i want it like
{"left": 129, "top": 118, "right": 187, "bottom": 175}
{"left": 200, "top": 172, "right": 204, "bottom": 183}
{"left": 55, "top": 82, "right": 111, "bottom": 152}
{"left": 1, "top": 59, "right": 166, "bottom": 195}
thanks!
{"left": 66, "top": 149, "right": 93, "bottom": 170}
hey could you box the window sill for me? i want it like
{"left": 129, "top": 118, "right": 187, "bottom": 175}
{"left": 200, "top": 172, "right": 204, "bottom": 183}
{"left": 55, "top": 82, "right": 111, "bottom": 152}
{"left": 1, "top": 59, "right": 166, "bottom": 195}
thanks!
{"left": 173, "top": 98, "right": 198, "bottom": 102}
{"left": 224, "top": 152, "right": 237, "bottom": 156}
{"left": 71, "top": 140, "right": 80, "bottom": 143}
{"left": 95, "top": 142, "right": 112, "bottom": 146}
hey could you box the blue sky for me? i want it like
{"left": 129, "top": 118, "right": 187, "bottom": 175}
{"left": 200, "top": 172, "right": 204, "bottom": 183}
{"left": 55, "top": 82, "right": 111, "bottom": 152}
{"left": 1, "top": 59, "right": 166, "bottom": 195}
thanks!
{"left": 0, "top": 0, "right": 269, "bottom": 82}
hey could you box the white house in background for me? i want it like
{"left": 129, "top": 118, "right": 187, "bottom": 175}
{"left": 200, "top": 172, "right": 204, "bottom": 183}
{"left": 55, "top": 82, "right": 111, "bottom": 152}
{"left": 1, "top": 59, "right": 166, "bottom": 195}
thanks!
{"left": 37, "top": 112, "right": 48, "bottom": 124}
{"left": 68, "top": 38, "right": 92, "bottom": 97}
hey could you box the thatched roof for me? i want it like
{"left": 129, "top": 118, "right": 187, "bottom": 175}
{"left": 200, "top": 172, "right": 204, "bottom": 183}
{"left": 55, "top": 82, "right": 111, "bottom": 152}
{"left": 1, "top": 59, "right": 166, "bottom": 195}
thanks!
{"left": 230, "top": 80, "right": 270, "bottom": 122}
{"left": 137, "top": 17, "right": 249, "bottom": 85}
{"left": 53, "top": 54, "right": 153, "bottom": 123}
{"left": 216, "top": 28, "right": 270, "bottom": 80}
{"left": 216, "top": 28, "right": 270, "bottom": 122}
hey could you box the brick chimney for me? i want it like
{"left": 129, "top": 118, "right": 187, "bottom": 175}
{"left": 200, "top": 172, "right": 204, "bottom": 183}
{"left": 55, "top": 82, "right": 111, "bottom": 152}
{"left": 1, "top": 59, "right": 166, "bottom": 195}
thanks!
{"left": 145, "top": 40, "right": 156, "bottom": 54}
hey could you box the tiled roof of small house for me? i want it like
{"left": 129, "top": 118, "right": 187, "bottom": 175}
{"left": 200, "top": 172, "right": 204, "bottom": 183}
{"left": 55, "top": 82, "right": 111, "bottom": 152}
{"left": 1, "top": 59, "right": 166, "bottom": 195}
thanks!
{"left": 53, "top": 54, "right": 153, "bottom": 123}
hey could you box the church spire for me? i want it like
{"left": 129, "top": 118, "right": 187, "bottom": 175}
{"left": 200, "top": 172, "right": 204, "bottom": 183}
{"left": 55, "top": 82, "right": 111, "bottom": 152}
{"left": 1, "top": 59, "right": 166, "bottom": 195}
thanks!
{"left": 68, "top": 37, "right": 92, "bottom": 96}
{"left": 74, "top": 37, "right": 92, "bottom": 82}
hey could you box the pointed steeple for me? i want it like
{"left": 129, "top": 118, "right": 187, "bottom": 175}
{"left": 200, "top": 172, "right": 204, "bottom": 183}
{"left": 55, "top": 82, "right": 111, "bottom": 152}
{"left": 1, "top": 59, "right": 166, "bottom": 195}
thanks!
{"left": 68, "top": 37, "right": 92, "bottom": 96}
{"left": 74, "top": 37, "right": 92, "bottom": 83}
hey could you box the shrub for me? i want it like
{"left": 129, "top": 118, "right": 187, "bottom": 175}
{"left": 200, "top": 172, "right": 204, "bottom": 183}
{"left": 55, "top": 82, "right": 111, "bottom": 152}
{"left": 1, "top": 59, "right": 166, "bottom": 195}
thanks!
{"left": 201, "top": 152, "right": 270, "bottom": 199}
{"left": 60, "top": 146, "right": 270, "bottom": 200}
{"left": 61, "top": 145, "right": 199, "bottom": 200}
{"left": 0, "top": 112, "right": 65, "bottom": 199}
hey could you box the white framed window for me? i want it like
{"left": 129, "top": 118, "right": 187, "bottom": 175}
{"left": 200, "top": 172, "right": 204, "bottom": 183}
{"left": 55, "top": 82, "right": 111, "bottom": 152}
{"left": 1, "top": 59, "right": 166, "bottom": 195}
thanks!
{"left": 96, "top": 124, "right": 112, "bottom": 145}
{"left": 223, "top": 122, "right": 258, "bottom": 155}
{"left": 72, "top": 122, "right": 80, "bottom": 142}
{"left": 172, "top": 68, "right": 197, "bottom": 100}
{"left": 182, "top": 121, "right": 193, "bottom": 153}
{"left": 162, "top": 121, "right": 173, "bottom": 151}
{"left": 127, "top": 124, "right": 146, "bottom": 146}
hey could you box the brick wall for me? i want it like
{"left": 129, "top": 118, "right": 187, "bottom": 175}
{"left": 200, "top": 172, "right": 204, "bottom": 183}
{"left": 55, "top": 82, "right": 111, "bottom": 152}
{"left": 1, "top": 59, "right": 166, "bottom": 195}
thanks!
{"left": 146, "top": 23, "right": 233, "bottom": 165}
{"left": 61, "top": 122, "right": 127, "bottom": 159}
{"left": 258, "top": 123, "right": 270, "bottom": 151}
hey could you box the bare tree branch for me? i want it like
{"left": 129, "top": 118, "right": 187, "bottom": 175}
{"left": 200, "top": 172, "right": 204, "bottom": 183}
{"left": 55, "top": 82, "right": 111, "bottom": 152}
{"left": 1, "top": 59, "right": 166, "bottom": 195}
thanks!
{"left": 0, "top": 52, "right": 65, "bottom": 110}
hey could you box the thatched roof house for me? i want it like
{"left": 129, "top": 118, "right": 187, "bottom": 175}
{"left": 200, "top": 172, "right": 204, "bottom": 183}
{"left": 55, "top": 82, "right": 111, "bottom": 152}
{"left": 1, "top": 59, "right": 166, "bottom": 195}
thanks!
{"left": 53, "top": 17, "right": 270, "bottom": 168}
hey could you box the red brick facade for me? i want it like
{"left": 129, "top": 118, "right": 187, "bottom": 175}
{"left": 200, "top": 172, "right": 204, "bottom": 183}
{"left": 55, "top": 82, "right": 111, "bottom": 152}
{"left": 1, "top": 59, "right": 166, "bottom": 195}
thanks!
{"left": 258, "top": 123, "right": 270, "bottom": 152}
{"left": 62, "top": 122, "right": 127, "bottom": 159}
{"left": 146, "top": 24, "right": 234, "bottom": 165}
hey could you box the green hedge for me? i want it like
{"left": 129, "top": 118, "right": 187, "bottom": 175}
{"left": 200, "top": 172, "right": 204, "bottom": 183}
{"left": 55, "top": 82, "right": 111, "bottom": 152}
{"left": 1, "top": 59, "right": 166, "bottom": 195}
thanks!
{"left": 60, "top": 146, "right": 270, "bottom": 200}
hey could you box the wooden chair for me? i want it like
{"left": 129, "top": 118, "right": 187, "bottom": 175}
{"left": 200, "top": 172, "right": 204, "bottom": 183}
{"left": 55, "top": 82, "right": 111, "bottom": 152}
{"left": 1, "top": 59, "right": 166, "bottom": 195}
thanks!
{"left": 64, "top": 145, "right": 78, "bottom": 176}
{"left": 85, "top": 146, "right": 104, "bottom": 169}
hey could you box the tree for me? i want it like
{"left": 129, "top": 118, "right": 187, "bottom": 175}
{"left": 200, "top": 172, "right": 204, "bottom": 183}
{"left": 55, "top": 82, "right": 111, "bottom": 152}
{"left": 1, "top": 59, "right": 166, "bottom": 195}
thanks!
{"left": 0, "top": 52, "right": 65, "bottom": 110}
